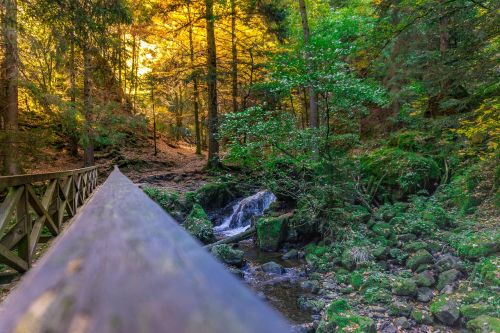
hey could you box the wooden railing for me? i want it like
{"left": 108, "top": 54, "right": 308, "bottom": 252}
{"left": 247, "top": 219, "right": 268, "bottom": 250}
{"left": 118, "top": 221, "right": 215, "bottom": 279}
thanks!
{"left": 0, "top": 167, "right": 290, "bottom": 333}
{"left": 0, "top": 166, "right": 98, "bottom": 272}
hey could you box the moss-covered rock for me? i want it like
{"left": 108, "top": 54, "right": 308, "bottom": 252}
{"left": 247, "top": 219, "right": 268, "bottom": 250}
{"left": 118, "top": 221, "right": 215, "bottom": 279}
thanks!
{"left": 361, "top": 147, "right": 441, "bottom": 200}
{"left": 415, "top": 270, "right": 436, "bottom": 287}
{"left": 196, "top": 181, "right": 240, "bottom": 211}
{"left": 411, "top": 309, "right": 433, "bottom": 325}
{"left": 341, "top": 247, "right": 373, "bottom": 271}
{"left": 392, "top": 278, "right": 417, "bottom": 296}
{"left": 466, "top": 315, "right": 500, "bottom": 333}
{"left": 436, "top": 269, "right": 461, "bottom": 290}
{"left": 430, "top": 295, "right": 461, "bottom": 326}
{"left": 403, "top": 241, "right": 429, "bottom": 253}
{"left": 362, "top": 287, "right": 392, "bottom": 304}
{"left": 460, "top": 303, "right": 497, "bottom": 321}
{"left": 406, "top": 249, "right": 433, "bottom": 271}
{"left": 389, "top": 301, "right": 412, "bottom": 317}
{"left": 372, "top": 222, "right": 394, "bottom": 238}
{"left": 183, "top": 204, "right": 214, "bottom": 244}
{"left": 477, "top": 257, "right": 500, "bottom": 286}
{"left": 317, "top": 299, "right": 376, "bottom": 333}
{"left": 256, "top": 214, "right": 289, "bottom": 252}
{"left": 297, "top": 296, "right": 325, "bottom": 314}
{"left": 450, "top": 230, "right": 499, "bottom": 260}
{"left": 211, "top": 244, "right": 244, "bottom": 267}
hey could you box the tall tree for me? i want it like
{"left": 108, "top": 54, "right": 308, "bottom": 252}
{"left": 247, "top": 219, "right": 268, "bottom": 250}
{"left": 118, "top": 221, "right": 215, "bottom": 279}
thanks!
{"left": 230, "top": 0, "right": 238, "bottom": 113}
{"left": 205, "top": 0, "right": 220, "bottom": 167}
{"left": 1, "top": 0, "right": 20, "bottom": 175}
{"left": 187, "top": 2, "right": 202, "bottom": 155}
{"left": 298, "top": 0, "right": 317, "bottom": 128}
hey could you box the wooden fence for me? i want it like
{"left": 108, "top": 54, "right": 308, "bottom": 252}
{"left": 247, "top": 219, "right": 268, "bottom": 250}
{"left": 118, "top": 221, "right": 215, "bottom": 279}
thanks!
{"left": 0, "top": 167, "right": 290, "bottom": 333}
{"left": 0, "top": 166, "right": 98, "bottom": 272}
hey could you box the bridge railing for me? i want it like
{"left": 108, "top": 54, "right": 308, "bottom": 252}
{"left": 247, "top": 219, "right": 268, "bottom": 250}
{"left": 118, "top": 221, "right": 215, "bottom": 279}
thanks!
{"left": 0, "top": 166, "right": 98, "bottom": 272}
{"left": 0, "top": 167, "right": 290, "bottom": 333}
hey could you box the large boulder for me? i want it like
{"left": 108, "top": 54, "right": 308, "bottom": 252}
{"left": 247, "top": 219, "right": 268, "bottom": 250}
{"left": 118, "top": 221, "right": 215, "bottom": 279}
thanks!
{"left": 211, "top": 244, "right": 244, "bottom": 267}
{"left": 183, "top": 204, "right": 214, "bottom": 244}
{"left": 256, "top": 214, "right": 290, "bottom": 252}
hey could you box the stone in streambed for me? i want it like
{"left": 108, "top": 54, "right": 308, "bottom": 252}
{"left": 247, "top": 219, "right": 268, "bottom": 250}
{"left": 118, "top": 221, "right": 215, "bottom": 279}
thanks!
{"left": 211, "top": 244, "right": 244, "bottom": 267}
{"left": 300, "top": 280, "right": 321, "bottom": 294}
{"left": 282, "top": 249, "right": 299, "bottom": 260}
{"left": 262, "top": 261, "right": 285, "bottom": 275}
{"left": 256, "top": 215, "right": 289, "bottom": 252}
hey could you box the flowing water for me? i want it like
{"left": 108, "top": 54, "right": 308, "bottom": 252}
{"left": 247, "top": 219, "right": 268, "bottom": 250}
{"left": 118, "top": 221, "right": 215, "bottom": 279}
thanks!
{"left": 213, "top": 190, "right": 277, "bottom": 237}
{"left": 210, "top": 192, "right": 312, "bottom": 324}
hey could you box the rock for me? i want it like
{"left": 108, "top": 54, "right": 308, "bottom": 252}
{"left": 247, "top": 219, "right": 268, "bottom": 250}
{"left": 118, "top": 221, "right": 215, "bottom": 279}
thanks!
{"left": 435, "top": 254, "right": 464, "bottom": 272}
{"left": 211, "top": 244, "right": 244, "bottom": 267}
{"left": 228, "top": 267, "right": 244, "bottom": 278}
{"left": 341, "top": 247, "right": 373, "bottom": 271}
{"left": 297, "top": 296, "right": 325, "bottom": 314}
{"left": 262, "top": 261, "right": 286, "bottom": 275}
{"left": 184, "top": 204, "right": 215, "bottom": 244}
{"left": 394, "top": 317, "right": 411, "bottom": 329}
{"left": 380, "top": 323, "right": 398, "bottom": 333}
{"left": 389, "top": 301, "right": 413, "bottom": 317}
{"left": 372, "top": 222, "right": 394, "bottom": 238}
{"left": 441, "top": 284, "right": 455, "bottom": 294}
{"left": 415, "top": 270, "right": 436, "bottom": 287}
{"left": 316, "top": 299, "right": 376, "bottom": 333}
{"left": 282, "top": 249, "right": 299, "bottom": 260}
{"left": 291, "top": 322, "right": 316, "bottom": 333}
{"left": 430, "top": 296, "right": 461, "bottom": 326}
{"left": 300, "top": 280, "right": 321, "bottom": 294}
{"left": 373, "top": 246, "right": 389, "bottom": 260}
{"left": 417, "top": 287, "right": 434, "bottom": 303}
{"left": 460, "top": 303, "right": 496, "bottom": 320}
{"left": 437, "top": 269, "right": 461, "bottom": 290}
{"left": 403, "top": 241, "right": 428, "bottom": 253}
{"left": 411, "top": 309, "right": 433, "bottom": 325}
{"left": 392, "top": 278, "right": 418, "bottom": 297}
{"left": 406, "top": 249, "right": 434, "bottom": 271}
{"left": 398, "top": 234, "right": 417, "bottom": 242}
{"left": 466, "top": 315, "right": 500, "bottom": 333}
{"left": 256, "top": 215, "right": 289, "bottom": 252}
{"left": 415, "top": 264, "right": 433, "bottom": 273}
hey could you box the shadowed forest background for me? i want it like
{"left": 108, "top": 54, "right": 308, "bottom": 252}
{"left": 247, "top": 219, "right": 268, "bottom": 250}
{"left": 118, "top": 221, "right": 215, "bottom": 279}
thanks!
{"left": 0, "top": 0, "right": 499, "bottom": 332}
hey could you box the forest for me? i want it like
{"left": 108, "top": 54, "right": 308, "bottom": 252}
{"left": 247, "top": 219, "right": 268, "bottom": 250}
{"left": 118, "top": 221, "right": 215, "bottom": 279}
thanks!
{"left": 0, "top": 0, "right": 499, "bottom": 332}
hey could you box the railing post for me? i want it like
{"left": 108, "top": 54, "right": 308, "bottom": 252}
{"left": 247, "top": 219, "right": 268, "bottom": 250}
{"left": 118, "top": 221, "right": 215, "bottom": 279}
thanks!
{"left": 16, "top": 185, "right": 31, "bottom": 270}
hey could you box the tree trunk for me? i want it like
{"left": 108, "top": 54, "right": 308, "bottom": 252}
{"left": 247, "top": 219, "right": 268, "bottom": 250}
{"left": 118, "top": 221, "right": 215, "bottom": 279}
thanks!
{"left": 1, "top": 0, "right": 20, "bottom": 175}
{"left": 298, "top": 0, "right": 318, "bottom": 128}
{"left": 187, "top": 3, "right": 202, "bottom": 155}
{"left": 230, "top": 0, "right": 238, "bottom": 113}
{"left": 83, "top": 46, "right": 94, "bottom": 167}
{"left": 205, "top": 0, "right": 220, "bottom": 168}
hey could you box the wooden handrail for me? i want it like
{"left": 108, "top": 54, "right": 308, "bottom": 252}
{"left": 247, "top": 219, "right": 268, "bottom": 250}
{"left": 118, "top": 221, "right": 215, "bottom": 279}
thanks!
{"left": 0, "top": 168, "right": 291, "bottom": 333}
{"left": 0, "top": 166, "right": 98, "bottom": 272}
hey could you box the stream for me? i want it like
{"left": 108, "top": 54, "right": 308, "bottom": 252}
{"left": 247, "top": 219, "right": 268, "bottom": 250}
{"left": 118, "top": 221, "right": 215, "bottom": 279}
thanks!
{"left": 210, "top": 191, "right": 314, "bottom": 325}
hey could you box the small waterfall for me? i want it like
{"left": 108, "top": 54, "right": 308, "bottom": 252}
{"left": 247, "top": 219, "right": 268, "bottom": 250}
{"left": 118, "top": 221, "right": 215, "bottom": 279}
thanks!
{"left": 214, "top": 191, "right": 277, "bottom": 237}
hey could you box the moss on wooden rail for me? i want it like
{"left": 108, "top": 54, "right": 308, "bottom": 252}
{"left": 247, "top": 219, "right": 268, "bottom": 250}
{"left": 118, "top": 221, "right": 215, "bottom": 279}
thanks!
{"left": 0, "top": 167, "right": 291, "bottom": 333}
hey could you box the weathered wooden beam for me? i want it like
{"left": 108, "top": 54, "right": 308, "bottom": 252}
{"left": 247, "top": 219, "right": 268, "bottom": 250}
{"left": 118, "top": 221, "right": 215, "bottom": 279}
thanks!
{"left": 0, "top": 243, "right": 28, "bottom": 273}
{"left": 0, "top": 168, "right": 291, "bottom": 333}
